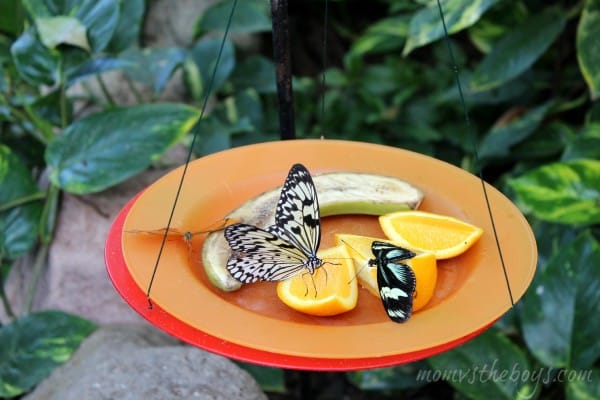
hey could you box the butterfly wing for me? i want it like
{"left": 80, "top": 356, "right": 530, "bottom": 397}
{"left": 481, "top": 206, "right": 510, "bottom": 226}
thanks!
{"left": 371, "top": 241, "right": 416, "bottom": 263}
{"left": 371, "top": 241, "right": 417, "bottom": 323}
{"left": 224, "top": 223, "right": 310, "bottom": 283}
{"left": 272, "top": 163, "right": 321, "bottom": 257}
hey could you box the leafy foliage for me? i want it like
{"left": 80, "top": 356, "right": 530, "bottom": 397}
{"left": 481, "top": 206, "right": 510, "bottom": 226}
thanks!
{"left": 0, "top": 311, "right": 96, "bottom": 397}
{"left": 429, "top": 329, "right": 537, "bottom": 399}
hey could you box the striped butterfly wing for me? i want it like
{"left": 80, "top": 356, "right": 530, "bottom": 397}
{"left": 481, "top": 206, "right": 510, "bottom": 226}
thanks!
{"left": 272, "top": 163, "right": 321, "bottom": 259}
{"left": 371, "top": 241, "right": 417, "bottom": 323}
{"left": 370, "top": 241, "right": 416, "bottom": 263}
{"left": 225, "top": 223, "right": 312, "bottom": 283}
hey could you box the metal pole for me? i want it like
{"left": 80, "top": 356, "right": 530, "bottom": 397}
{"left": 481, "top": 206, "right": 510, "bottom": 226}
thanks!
{"left": 270, "top": 0, "right": 296, "bottom": 140}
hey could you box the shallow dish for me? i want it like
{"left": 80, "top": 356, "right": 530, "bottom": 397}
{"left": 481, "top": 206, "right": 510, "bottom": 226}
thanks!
{"left": 105, "top": 139, "right": 537, "bottom": 370}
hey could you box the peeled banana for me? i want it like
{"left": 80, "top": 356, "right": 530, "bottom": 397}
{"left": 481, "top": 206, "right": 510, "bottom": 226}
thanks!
{"left": 202, "top": 171, "right": 424, "bottom": 291}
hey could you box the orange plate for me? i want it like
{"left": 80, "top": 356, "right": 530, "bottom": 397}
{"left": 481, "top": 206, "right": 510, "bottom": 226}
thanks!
{"left": 107, "top": 139, "right": 537, "bottom": 368}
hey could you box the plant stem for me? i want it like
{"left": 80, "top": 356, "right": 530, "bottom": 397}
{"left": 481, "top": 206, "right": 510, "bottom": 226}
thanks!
{"left": 0, "top": 282, "right": 15, "bottom": 320}
{"left": 123, "top": 74, "right": 144, "bottom": 103}
{"left": 39, "top": 184, "right": 60, "bottom": 244}
{"left": 0, "top": 192, "right": 46, "bottom": 212}
{"left": 24, "top": 243, "right": 49, "bottom": 314}
{"left": 0, "top": 257, "right": 16, "bottom": 320}
{"left": 59, "top": 82, "right": 68, "bottom": 129}
{"left": 96, "top": 75, "right": 116, "bottom": 106}
{"left": 24, "top": 184, "right": 60, "bottom": 314}
{"left": 0, "top": 95, "right": 53, "bottom": 144}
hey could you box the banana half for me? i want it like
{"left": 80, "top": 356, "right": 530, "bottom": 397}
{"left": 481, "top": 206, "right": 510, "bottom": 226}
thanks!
{"left": 202, "top": 171, "right": 424, "bottom": 291}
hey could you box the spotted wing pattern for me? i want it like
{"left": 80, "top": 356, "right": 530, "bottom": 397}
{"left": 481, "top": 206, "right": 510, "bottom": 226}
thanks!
{"left": 223, "top": 163, "right": 322, "bottom": 283}
{"left": 224, "top": 223, "right": 312, "bottom": 282}
{"left": 271, "top": 163, "right": 321, "bottom": 257}
{"left": 371, "top": 241, "right": 417, "bottom": 323}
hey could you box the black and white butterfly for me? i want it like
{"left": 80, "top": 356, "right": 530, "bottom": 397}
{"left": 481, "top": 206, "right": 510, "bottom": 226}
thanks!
{"left": 370, "top": 241, "right": 417, "bottom": 323}
{"left": 224, "top": 163, "right": 322, "bottom": 283}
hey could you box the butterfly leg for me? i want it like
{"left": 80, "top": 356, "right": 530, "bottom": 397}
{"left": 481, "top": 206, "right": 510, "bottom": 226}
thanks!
{"left": 300, "top": 271, "right": 319, "bottom": 298}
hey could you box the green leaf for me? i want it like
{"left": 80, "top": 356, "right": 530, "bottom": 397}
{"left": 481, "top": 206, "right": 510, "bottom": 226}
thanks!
{"left": 29, "top": 88, "right": 69, "bottom": 128}
{"left": 520, "top": 232, "right": 600, "bottom": 369}
{"left": 230, "top": 56, "right": 276, "bottom": 93}
{"left": 346, "top": 361, "right": 428, "bottom": 391}
{"left": 350, "top": 15, "right": 410, "bottom": 56}
{"left": 0, "top": 36, "right": 11, "bottom": 66}
{"left": 362, "top": 64, "right": 402, "bottom": 96}
{"left": 0, "top": 0, "right": 25, "bottom": 36}
{"left": 0, "top": 145, "right": 43, "bottom": 260}
{"left": 428, "top": 329, "right": 537, "bottom": 399}
{"left": 185, "top": 37, "right": 235, "bottom": 100}
{"left": 439, "top": 71, "right": 530, "bottom": 106}
{"left": 562, "top": 137, "right": 600, "bottom": 162}
{"left": 66, "top": 56, "right": 133, "bottom": 85}
{"left": 235, "top": 363, "right": 285, "bottom": 393}
{"left": 195, "top": 0, "right": 271, "bottom": 36}
{"left": 1, "top": 260, "right": 11, "bottom": 283}
{"left": 121, "top": 47, "right": 187, "bottom": 93}
{"left": 191, "top": 116, "right": 233, "bottom": 156}
{"left": 531, "top": 221, "right": 579, "bottom": 275}
{"left": 0, "top": 311, "right": 96, "bottom": 397}
{"left": 45, "top": 103, "right": 200, "bottom": 194}
{"left": 471, "top": 8, "right": 566, "bottom": 91}
{"left": 106, "top": 0, "right": 145, "bottom": 53}
{"left": 403, "top": 0, "right": 499, "bottom": 55}
{"left": 562, "top": 123, "right": 600, "bottom": 161}
{"left": 21, "top": 0, "right": 51, "bottom": 18}
{"left": 466, "top": 1, "right": 528, "bottom": 54}
{"left": 467, "top": 15, "right": 507, "bottom": 54}
{"left": 508, "top": 159, "right": 600, "bottom": 225}
{"left": 511, "top": 121, "right": 568, "bottom": 161}
{"left": 577, "top": 0, "right": 600, "bottom": 100}
{"left": 220, "top": 89, "right": 263, "bottom": 130}
{"left": 580, "top": 122, "right": 600, "bottom": 137}
{"left": 49, "top": 0, "right": 120, "bottom": 52}
{"left": 478, "top": 102, "right": 553, "bottom": 163}
{"left": 10, "top": 28, "right": 61, "bottom": 85}
{"left": 193, "top": 89, "right": 260, "bottom": 156}
{"left": 35, "top": 16, "right": 90, "bottom": 51}
{"left": 566, "top": 368, "right": 600, "bottom": 400}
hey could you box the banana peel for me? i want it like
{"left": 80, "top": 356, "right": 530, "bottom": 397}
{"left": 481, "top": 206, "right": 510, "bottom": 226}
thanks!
{"left": 202, "top": 171, "right": 424, "bottom": 291}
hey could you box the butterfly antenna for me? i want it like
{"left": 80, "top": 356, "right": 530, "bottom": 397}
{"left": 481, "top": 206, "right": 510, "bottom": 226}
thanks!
{"left": 339, "top": 240, "right": 372, "bottom": 284}
{"left": 321, "top": 258, "right": 343, "bottom": 267}
{"left": 204, "top": 217, "right": 240, "bottom": 232}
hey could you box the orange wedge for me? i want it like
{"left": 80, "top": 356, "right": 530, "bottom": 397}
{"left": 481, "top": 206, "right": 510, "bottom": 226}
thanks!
{"left": 379, "top": 211, "right": 483, "bottom": 259}
{"left": 335, "top": 234, "right": 437, "bottom": 312}
{"left": 276, "top": 245, "right": 358, "bottom": 316}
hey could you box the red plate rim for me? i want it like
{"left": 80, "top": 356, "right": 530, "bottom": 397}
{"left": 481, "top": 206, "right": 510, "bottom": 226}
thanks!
{"left": 105, "top": 179, "right": 496, "bottom": 371}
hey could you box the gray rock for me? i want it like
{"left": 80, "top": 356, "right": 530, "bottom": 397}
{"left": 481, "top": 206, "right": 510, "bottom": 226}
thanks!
{"left": 0, "top": 146, "right": 188, "bottom": 324}
{"left": 24, "top": 324, "right": 267, "bottom": 400}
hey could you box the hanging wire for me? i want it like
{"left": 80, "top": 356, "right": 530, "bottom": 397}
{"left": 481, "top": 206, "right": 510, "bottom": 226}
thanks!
{"left": 436, "top": 0, "right": 514, "bottom": 306}
{"left": 145, "top": 0, "right": 239, "bottom": 309}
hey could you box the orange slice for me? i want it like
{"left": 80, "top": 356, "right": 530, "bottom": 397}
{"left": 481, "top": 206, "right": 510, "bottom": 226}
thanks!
{"left": 379, "top": 210, "right": 483, "bottom": 259}
{"left": 335, "top": 234, "right": 437, "bottom": 312}
{"left": 276, "top": 245, "right": 358, "bottom": 316}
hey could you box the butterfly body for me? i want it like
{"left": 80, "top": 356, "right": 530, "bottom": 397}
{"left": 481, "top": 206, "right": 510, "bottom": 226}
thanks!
{"left": 370, "top": 241, "right": 417, "bottom": 323}
{"left": 225, "top": 164, "right": 322, "bottom": 283}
